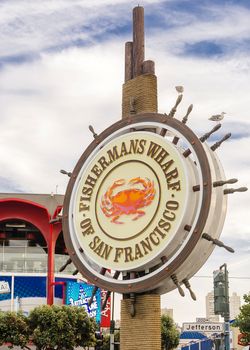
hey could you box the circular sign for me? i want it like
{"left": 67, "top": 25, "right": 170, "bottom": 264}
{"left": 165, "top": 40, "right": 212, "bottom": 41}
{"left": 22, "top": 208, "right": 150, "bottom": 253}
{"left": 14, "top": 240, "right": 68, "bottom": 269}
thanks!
{"left": 63, "top": 113, "right": 213, "bottom": 294}
{"left": 71, "top": 131, "right": 189, "bottom": 271}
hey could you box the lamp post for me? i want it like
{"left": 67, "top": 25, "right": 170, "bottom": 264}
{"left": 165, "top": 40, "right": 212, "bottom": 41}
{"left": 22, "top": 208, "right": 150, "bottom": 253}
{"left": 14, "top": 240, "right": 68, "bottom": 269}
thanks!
{"left": 110, "top": 292, "right": 115, "bottom": 350}
{"left": 220, "top": 264, "right": 230, "bottom": 350}
{"left": 213, "top": 263, "right": 230, "bottom": 350}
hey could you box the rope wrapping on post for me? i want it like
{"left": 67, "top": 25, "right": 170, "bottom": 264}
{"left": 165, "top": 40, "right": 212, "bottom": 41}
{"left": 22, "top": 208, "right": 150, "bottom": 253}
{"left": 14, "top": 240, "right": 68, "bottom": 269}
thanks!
{"left": 122, "top": 74, "right": 158, "bottom": 118}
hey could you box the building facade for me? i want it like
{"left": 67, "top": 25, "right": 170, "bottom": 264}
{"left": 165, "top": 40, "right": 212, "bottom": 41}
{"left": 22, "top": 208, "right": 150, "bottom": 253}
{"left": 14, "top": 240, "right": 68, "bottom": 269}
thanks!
{"left": 161, "top": 307, "right": 174, "bottom": 319}
{"left": 229, "top": 292, "right": 241, "bottom": 320}
{"left": 206, "top": 291, "right": 220, "bottom": 322}
{"left": 0, "top": 193, "right": 77, "bottom": 311}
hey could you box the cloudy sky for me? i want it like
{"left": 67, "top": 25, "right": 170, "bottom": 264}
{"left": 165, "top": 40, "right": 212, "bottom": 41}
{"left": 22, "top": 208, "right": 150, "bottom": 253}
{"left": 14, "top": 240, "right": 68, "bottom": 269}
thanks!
{"left": 1, "top": 0, "right": 250, "bottom": 325}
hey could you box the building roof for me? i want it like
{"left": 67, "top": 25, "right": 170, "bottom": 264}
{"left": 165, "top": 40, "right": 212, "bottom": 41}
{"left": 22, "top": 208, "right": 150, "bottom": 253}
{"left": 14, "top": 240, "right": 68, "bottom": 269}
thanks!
{"left": 0, "top": 193, "right": 64, "bottom": 215}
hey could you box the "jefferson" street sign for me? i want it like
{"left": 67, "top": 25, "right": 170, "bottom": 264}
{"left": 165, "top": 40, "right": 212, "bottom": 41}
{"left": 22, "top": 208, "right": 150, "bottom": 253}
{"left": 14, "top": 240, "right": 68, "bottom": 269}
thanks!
{"left": 182, "top": 322, "right": 224, "bottom": 334}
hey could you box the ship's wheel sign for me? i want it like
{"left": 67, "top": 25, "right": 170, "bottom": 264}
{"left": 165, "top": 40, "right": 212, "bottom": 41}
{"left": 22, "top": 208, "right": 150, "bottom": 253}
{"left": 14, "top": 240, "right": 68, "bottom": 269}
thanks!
{"left": 62, "top": 113, "right": 246, "bottom": 295}
{"left": 68, "top": 130, "right": 189, "bottom": 272}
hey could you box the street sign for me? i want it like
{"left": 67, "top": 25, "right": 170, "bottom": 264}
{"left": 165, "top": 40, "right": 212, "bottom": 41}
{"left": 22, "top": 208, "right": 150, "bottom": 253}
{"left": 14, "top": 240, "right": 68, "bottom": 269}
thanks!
{"left": 196, "top": 318, "right": 210, "bottom": 323}
{"left": 63, "top": 114, "right": 226, "bottom": 294}
{"left": 182, "top": 322, "right": 224, "bottom": 335}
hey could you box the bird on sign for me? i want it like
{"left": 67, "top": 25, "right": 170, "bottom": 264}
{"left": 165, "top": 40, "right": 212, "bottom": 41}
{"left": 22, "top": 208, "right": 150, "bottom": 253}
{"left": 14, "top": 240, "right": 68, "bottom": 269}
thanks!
{"left": 209, "top": 112, "right": 226, "bottom": 122}
{"left": 175, "top": 86, "right": 184, "bottom": 94}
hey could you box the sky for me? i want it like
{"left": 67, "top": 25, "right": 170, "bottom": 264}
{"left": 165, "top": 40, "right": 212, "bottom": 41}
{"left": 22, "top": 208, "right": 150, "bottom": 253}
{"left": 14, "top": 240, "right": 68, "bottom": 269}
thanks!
{"left": 0, "top": 0, "right": 250, "bottom": 325}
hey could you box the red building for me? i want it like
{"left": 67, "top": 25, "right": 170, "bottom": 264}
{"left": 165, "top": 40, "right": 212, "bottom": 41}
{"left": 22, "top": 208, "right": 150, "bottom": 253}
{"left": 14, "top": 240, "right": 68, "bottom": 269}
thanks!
{"left": 0, "top": 192, "right": 111, "bottom": 327}
{"left": 0, "top": 193, "right": 73, "bottom": 309}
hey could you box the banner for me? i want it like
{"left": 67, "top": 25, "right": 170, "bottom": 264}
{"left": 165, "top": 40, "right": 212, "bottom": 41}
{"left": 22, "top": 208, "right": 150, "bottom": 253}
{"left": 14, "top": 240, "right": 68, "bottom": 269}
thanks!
{"left": 65, "top": 281, "right": 101, "bottom": 323}
{"left": 100, "top": 290, "right": 111, "bottom": 328}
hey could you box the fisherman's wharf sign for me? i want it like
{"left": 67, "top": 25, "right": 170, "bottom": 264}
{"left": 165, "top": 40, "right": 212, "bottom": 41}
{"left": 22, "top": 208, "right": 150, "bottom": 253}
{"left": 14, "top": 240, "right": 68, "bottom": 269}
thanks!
{"left": 71, "top": 132, "right": 189, "bottom": 270}
{"left": 63, "top": 114, "right": 230, "bottom": 294}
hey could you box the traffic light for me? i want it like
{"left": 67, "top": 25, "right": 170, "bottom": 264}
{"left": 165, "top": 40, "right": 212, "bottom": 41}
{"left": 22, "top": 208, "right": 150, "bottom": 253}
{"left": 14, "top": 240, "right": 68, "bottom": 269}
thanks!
{"left": 213, "top": 269, "right": 229, "bottom": 316}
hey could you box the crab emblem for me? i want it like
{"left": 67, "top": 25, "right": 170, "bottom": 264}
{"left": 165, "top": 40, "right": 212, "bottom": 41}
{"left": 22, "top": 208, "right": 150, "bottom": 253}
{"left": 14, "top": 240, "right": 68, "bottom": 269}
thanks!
{"left": 100, "top": 177, "right": 156, "bottom": 224}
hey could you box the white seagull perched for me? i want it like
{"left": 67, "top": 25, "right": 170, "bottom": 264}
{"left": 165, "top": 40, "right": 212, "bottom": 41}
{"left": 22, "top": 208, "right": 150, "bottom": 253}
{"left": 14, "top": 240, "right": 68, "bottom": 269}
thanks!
{"left": 209, "top": 112, "right": 226, "bottom": 122}
{"left": 175, "top": 85, "right": 184, "bottom": 94}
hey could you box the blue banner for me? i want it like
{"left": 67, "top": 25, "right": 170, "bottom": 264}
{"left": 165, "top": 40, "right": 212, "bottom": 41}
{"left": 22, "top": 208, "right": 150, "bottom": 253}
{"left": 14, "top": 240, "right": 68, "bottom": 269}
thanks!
{"left": 0, "top": 275, "right": 76, "bottom": 300}
{"left": 65, "top": 281, "right": 101, "bottom": 323}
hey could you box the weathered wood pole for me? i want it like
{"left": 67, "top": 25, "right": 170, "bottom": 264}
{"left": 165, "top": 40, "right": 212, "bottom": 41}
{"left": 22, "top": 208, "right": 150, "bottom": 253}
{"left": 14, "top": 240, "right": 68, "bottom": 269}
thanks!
{"left": 120, "top": 6, "right": 161, "bottom": 350}
{"left": 132, "top": 6, "right": 144, "bottom": 77}
{"left": 125, "top": 41, "right": 133, "bottom": 82}
{"left": 122, "top": 6, "right": 157, "bottom": 119}
{"left": 142, "top": 59, "right": 155, "bottom": 75}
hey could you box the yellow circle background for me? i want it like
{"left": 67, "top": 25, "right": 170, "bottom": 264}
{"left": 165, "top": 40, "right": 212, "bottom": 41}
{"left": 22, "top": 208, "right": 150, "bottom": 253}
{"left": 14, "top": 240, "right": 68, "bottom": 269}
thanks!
{"left": 73, "top": 131, "right": 189, "bottom": 270}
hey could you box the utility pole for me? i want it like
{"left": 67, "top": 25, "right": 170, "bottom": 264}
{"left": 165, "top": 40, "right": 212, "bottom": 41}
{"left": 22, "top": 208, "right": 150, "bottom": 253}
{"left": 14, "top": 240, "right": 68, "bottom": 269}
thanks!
{"left": 221, "top": 264, "right": 230, "bottom": 350}
{"left": 110, "top": 292, "right": 115, "bottom": 350}
{"left": 213, "top": 263, "right": 230, "bottom": 350}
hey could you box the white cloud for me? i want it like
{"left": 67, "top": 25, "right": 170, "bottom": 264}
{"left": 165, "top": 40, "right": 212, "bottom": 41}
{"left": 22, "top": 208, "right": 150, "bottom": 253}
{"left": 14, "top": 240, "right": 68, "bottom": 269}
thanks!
{"left": 0, "top": 0, "right": 249, "bottom": 325}
{"left": 0, "top": 0, "right": 164, "bottom": 58}
{"left": 0, "top": 42, "right": 125, "bottom": 193}
{"left": 150, "top": 3, "right": 250, "bottom": 49}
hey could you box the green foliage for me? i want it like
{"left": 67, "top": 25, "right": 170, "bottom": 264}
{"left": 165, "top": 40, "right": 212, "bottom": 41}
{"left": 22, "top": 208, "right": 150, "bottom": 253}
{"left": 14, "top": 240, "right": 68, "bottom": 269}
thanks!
{"left": 0, "top": 311, "right": 30, "bottom": 349}
{"left": 234, "top": 293, "right": 250, "bottom": 343}
{"left": 101, "top": 331, "right": 120, "bottom": 350}
{"left": 0, "top": 306, "right": 181, "bottom": 350}
{"left": 161, "top": 314, "right": 180, "bottom": 350}
{"left": 28, "top": 305, "right": 97, "bottom": 350}
{"left": 101, "top": 334, "right": 110, "bottom": 350}
{"left": 101, "top": 316, "right": 179, "bottom": 350}
{"left": 0, "top": 305, "right": 97, "bottom": 349}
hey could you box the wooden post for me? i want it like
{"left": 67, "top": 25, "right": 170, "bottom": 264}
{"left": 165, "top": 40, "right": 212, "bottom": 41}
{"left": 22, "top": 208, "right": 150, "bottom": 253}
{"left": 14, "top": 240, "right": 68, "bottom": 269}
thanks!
{"left": 125, "top": 42, "right": 133, "bottom": 82}
{"left": 142, "top": 60, "right": 155, "bottom": 75}
{"left": 122, "top": 6, "right": 157, "bottom": 119}
{"left": 133, "top": 6, "right": 144, "bottom": 77}
{"left": 120, "top": 6, "right": 161, "bottom": 350}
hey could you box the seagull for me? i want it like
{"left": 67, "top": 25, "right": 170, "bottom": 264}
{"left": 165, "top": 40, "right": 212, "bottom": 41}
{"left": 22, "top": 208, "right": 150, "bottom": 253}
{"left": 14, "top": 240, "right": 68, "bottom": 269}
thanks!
{"left": 209, "top": 112, "right": 226, "bottom": 122}
{"left": 175, "top": 86, "right": 184, "bottom": 94}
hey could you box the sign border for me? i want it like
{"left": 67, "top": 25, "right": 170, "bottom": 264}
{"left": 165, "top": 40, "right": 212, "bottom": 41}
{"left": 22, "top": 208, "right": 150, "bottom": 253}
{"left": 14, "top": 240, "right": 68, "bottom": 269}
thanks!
{"left": 62, "top": 113, "right": 212, "bottom": 293}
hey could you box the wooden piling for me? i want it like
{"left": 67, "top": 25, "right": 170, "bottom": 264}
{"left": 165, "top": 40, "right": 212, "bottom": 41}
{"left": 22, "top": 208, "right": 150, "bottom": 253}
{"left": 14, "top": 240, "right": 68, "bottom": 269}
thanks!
{"left": 120, "top": 7, "right": 161, "bottom": 350}
{"left": 142, "top": 60, "right": 155, "bottom": 75}
{"left": 125, "top": 41, "right": 133, "bottom": 82}
{"left": 133, "top": 6, "right": 145, "bottom": 77}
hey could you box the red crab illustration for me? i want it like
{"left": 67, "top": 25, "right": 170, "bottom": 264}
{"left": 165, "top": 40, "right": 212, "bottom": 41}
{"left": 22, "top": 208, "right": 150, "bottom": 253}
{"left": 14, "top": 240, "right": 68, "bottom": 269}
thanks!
{"left": 100, "top": 177, "right": 156, "bottom": 224}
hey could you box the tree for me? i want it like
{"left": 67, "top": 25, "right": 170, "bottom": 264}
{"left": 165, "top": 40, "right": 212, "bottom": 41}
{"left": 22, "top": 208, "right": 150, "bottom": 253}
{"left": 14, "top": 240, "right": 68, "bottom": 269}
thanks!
{"left": 28, "top": 305, "right": 97, "bottom": 350}
{"left": 102, "top": 316, "right": 179, "bottom": 350}
{"left": 234, "top": 293, "right": 250, "bottom": 344}
{"left": 100, "top": 331, "right": 120, "bottom": 350}
{"left": 161, "top": 314, "right": 180, "bottom": 350}
{"left": 0, "top": 311, "right": 30, "bottom": 349}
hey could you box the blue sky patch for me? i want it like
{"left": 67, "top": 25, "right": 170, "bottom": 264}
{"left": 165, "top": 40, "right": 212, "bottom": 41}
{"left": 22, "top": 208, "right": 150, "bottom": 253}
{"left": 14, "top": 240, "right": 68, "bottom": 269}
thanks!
{"left": 0, "top": 53, "right": 40, "bottom": 69}
{"left": 159, "top": 0, "right": 250, "bottom": 13}
{"left": 0, "top": 177, "right": 24, "bottom": 193}
{"left": 207, "top": 121, "right": 250, "bottom": 142}
{"left": 183, "top": 41, "right": 224, "bottom": 58}
{"left": 1, "top": 0, "right": 250, "bottom": 67}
